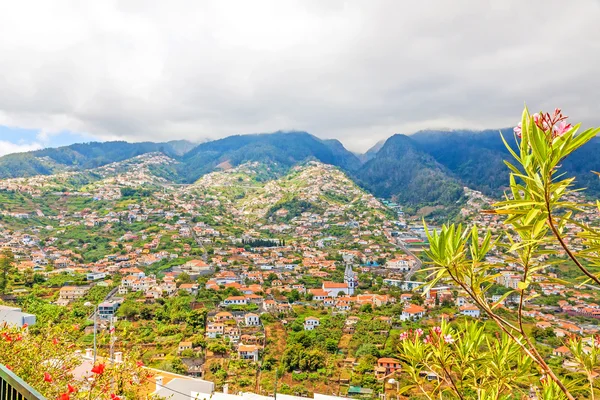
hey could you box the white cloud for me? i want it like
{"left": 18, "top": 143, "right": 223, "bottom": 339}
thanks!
{"left": 0, "top": 0, "right": 599, "bottom": 152}
{"left": 0, "top": 141, "right": 43, "bottom": 157}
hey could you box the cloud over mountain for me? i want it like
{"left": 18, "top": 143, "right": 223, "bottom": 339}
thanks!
{"left": 0, "top": 0, "right": 599, "bottom": 152}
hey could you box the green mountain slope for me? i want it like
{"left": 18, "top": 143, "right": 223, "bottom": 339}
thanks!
{"left": 180, "top": 131, "right": 361, "bottom": 182}
{"left": 354, "top": 134, "right": 463, "bottom": 206}
{"left": 0, "top": 141, "right": 179, "bottom": 179}
{"left": 410, "top": 129, "right": 600, "bottom": 197}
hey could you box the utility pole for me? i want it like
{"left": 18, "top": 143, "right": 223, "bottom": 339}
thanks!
{"left": 93, "top": 305, "right": 97, "bottom": 364}
{"left": 84, "top": 301, "right": 98, "bottom": 364}
{"left": 109, "top": 316, "right": 116, "bottom": 363}
{"left": 109, "top": 316, "right": 118, "bottom": 393}
{"left": 274, "top": 368, "right": 279, "bottom": 400}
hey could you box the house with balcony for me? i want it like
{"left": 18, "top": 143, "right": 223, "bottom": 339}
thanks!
{"left": 98, "top": 301, "right": 120, "bottom": 320}
{"left": 57, "top": 286, "right": 90, "bottom": 306}
{"left": 244, "top": 313, "right": 260, "bottom": 326}
{"left": 238, "top": 344, "right": 259, "bottom": 361}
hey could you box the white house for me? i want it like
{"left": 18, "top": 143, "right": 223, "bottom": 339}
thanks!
{"left": 206, "top": 323, "right": 225, "bottom": 339}
{"left": 244, "top": 313, "right": 260, "bottom": 326}
{"left": 400, "top": 304, "right": 426, "bottom": 321}
{"left": 304, "top": 317, "right": 320, "bottom": 331}
{"left": 322, "top": 282, "right": 349, "bottom": 297}
{"left": 460, "top": 304, "right": 481, "bottom": 318}
{"left": 223, "top": 296, "right": 247, "bottom": 306}
{"left": 238, "top": 344, "right": 259, "bottom": 361}
{"left": 385, "top": 258, "right": 410, "bottom": 272}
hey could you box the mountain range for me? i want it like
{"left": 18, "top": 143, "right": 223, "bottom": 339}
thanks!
{"left": 1, "top": 130, "right": 599, "bottom": 207}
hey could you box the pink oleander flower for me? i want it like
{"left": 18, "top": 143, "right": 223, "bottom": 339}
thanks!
{"left": 515, "top": 108, "right": 571, "bottom": 139}
{"left": 399, "top": 332, "right": 409, "bottom": 341}
{"left": 553, "top": 120, "right": 572, "bottom": 137}
{"left": 432, "top": 326, "right": 442, "bottom": 335}
{"left": 513, "top": 123, "right": 522, "bottom": 138}
{"left": 423, "top": 335, "right": 432, "bottom": 344}
{"left": 415, "top": 328, "right": 424, "bottom": 337}
{"left": 443, "top": 334, "right": 454, "bottom": 344}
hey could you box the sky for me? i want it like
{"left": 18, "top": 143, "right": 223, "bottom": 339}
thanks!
{"left": 0, "top": 0, "right": 599, "bottom": 156}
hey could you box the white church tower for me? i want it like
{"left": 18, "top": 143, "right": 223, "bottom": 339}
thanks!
{"left": 344, "top": 264, "right": 358, "bottom": 295}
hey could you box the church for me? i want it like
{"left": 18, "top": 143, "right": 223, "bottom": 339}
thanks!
{"left": 321, "top": 264, "right": 358, "bottom": 297}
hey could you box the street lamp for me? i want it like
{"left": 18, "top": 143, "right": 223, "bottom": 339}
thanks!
{"left": 388, "top": 378, "right": 400, "bottom": 400}
{"left": 84, "top": 301, "right": 97, "bottom": 364}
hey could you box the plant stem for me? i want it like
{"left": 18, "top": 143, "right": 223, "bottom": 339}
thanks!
{"left": 445, "top": 267, "right": 575, "bottom": 400}
{"left": 547, "top": 214, "right": 600, "bottom": 286}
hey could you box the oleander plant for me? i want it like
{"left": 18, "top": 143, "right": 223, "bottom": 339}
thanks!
{"left": 396, "top": 107, "right": 600, "bottom": 399}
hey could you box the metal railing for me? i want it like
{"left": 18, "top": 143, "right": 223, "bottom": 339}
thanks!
{"left": 0, "top": 365, "right": 45, "bottom": 400}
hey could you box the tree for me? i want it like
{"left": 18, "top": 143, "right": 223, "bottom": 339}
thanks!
{"left": 325, "top": 339, "right": 338, "bottom": 353}
{"left": 298, "top": 349, "right": 325, "bottom": 371}
{"left": 0, "top": 248, "right": 15, "bottom": 294}
{"left": 186, "top": 309, "right": 207, "bottom": 329}
{"left": 286, "top": 289, "right": 300, "bottom": 303}
{"left": 400, "top": 108, "right": 600, "bottom": 400}
{"left": 177, "top": 272, "right": 192, "bottom": 284}
{"left": 207, "top": 341, "right": 228, "bottom": 355}
{"left": 359, "top": 303, "right": 372, "bottom": 313}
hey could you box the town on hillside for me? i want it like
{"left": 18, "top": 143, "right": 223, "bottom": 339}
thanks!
{"left": 0, "top": 158, "right": 599, "bottom": 398}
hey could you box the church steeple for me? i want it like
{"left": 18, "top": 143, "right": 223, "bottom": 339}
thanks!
{"left": 344, "top": 263, "right": 358, "bottom": 295}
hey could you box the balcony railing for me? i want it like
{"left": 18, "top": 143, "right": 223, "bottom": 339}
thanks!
{"left": 0, "top": 365, "right": 45, "bottom": 400}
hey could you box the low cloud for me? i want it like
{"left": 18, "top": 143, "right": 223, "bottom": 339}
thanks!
{"left": 0, "top": 141, "right": 43, "bottom": 157}
{"left": 0, "top": 0, "right": 599, "bottom": 152}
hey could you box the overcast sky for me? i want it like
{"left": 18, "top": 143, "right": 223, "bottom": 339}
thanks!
{"left": 0, "top": 0, "right": 599, "bottom": 155}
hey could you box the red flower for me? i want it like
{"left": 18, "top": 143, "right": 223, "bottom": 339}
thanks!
{"left": 22, "top": 323, "right": 28, "bottom": 329}
{"left": 68, "top": 384, "right": 77, "bottom": 393}
{"left": 136, "top": 361, "right": 144, "bottom": 367}
{"left": 91, "top": 363, "right": 106, "bottom": 374}
{"left": 110, "top": 394, "right": 121, "bottom": 400}
{"left": 44, "top": 372, "right": 53, "bottom": 383}
{"left": 53, "top": 338, "right": 59, "bottom": 345}
{"left": 5, "top": 365, "right": 12, "bottom": 371}
{"left": 57, "top": 394, "right": 70, "bottom": 400}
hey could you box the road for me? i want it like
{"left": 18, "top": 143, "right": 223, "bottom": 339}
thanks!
{"left": 396, "top": 239, "right": 423, "bottom": 280}
{"left": 385, "top": 232, "right": 423, "bottom": 280}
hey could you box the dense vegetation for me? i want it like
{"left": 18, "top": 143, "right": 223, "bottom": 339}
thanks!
{"left": 354, "top": 134, "right": 464, "bottom": 206}
{"left": 409, "top": 129, "right": 600, "bottom": 198}
{"left": 266, "top": 198, "right": 324, "bottom": 221}
{"left": 179, "top": 132, "right": 361, "bottom": 182}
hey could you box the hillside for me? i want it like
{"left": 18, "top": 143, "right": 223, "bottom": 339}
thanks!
{"left": 0, "top": 141, "right": 180, "bottom": 179}
{"left": 0, "top": 153, "right": 179, "bottom": 196}
{"left": 354, "top": 134, "right": 464, "bottom": 206}
{"left": 186, "top": 161, "right": 391, "bottom": 224}
{"left": 2, "top": 129, "right": 599, "bottom": 208}
{"left": 410, "top": 129, "right": 600, "bottom": 197}
{"left": 179, "top": 131, "right": 361, "bottom": 182}
{"left": 356, "top": 139, "right": 385, "bottom": 163}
